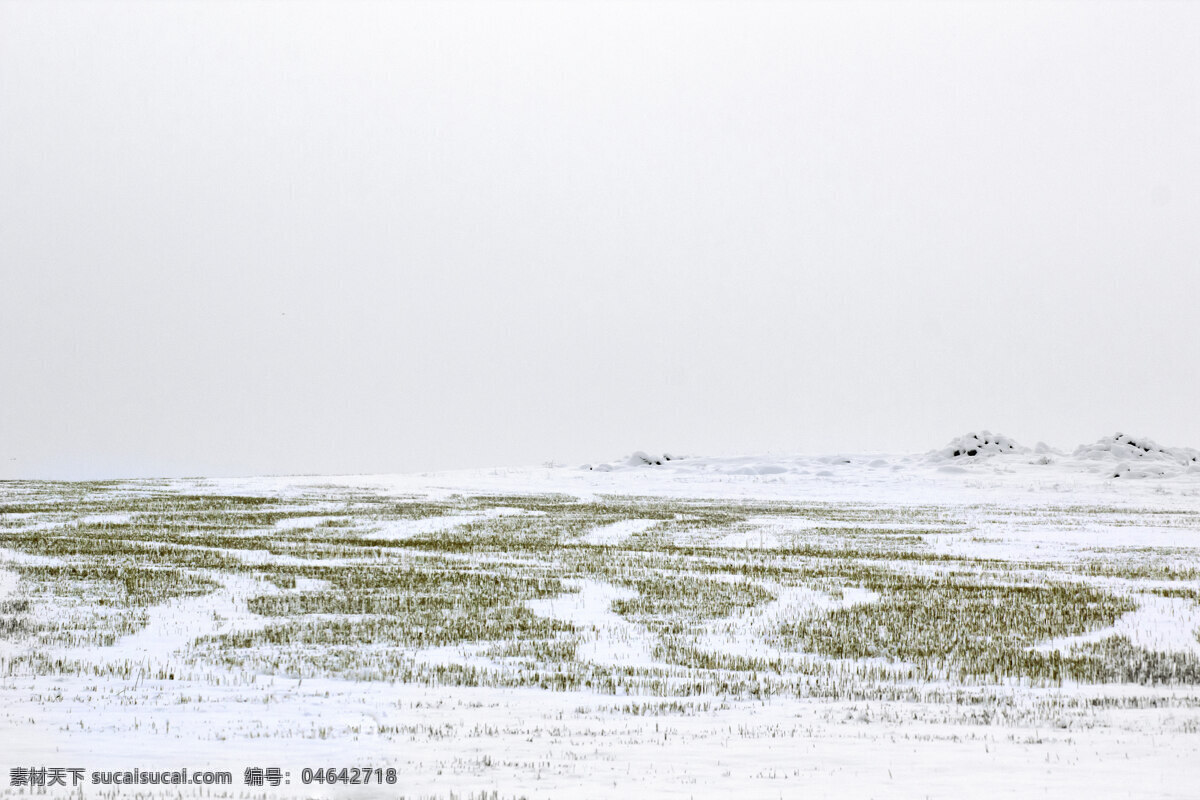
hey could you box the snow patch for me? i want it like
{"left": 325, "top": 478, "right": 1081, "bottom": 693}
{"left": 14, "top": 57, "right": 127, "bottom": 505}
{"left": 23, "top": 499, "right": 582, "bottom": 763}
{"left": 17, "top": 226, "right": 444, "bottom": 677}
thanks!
{"left": 273, "top": 516, "right": 331, "bottom": 530}
{"left": 1035, "top": 593, "right": 1200, "bottom": 657}
{"left": 0, "top": 568, "right": 18, "bottom": 602}
{"left": 526, "top": 580, "right": 661, "bottom": 669}
{"left": 54, "top": 573, "right": 282, "bottom": 666}
{"left": 692, "top": 584, "right": 880, "bottom": 664}
{"left": 357, "top": 507, "right": 546, "bottom": 540}
{"left": 0, "top": 547, "right": 63, "bottom": 567}
{"left": 582, "top": 519, "right": 660, "bottom": 546}
{"left": 80, "top": 513, "right": 135, "bottom": 526}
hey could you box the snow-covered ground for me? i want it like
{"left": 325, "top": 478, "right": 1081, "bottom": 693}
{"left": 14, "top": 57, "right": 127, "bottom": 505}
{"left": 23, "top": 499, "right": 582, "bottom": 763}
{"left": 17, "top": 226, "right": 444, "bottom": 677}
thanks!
{"left": 275, "top": 435, "right": 1200, "bottom": 509}
{"left": 3, "top": 443, "right": 1200, "bottom": 798}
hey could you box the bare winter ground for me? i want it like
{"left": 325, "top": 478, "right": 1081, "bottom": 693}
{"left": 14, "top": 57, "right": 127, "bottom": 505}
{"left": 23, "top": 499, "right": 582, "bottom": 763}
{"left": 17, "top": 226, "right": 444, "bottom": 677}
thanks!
{"left": 3, "top": 453, "right": 1200, "bottom": 798}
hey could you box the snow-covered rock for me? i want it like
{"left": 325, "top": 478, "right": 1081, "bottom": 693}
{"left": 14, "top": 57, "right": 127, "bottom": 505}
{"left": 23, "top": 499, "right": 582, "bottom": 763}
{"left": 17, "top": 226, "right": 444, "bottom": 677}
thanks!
{"left": 585, "top": 452, "right": 685, "bottom": 470}
{"left": 1074, "top": 433, "right": 1200, "bottom": 478}
{"left": 930, "top": 431, "right": 1028, "bottom": 460}
{"left": 1075, "top": 433, "right": 1200, "bottom": 464}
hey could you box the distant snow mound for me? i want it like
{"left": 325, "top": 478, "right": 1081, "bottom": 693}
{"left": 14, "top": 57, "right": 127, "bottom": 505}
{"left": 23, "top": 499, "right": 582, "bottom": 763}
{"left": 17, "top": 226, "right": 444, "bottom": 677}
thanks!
{"left": 932, "top": 431, "right": 1028, "bottom": 460}
{"left": 1074, "top": 433, "right": 1198, "bottom": 463}
{"left": 1074, "top": 433, "right": 1200, "bottom": 478}
{"left": 624, "top": 451, "right": 683, "bottom": 467}
{"left": 584, "top": 452, "right": 686, "bottom": 470}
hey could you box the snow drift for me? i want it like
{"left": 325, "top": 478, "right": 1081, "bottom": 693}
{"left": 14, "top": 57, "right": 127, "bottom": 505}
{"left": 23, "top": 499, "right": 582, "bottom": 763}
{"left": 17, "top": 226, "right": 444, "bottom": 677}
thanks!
{"left": 582, "top": 452, "right": 685, "bottom": 471}
{"left": 577, "top": 432, "right": 1200, "bottom": 482}
{"left": 929, "top": 431, "right": 1028, "bottom": 461}
{"left": 1074, "top": 433, "right": 1200, "bottom": 478}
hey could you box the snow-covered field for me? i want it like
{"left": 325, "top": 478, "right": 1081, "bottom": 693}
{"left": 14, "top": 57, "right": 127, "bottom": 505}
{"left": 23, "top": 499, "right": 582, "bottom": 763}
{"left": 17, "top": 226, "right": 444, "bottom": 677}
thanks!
{"left": 3, "top": 436, "right": 1200, "bottom": 798}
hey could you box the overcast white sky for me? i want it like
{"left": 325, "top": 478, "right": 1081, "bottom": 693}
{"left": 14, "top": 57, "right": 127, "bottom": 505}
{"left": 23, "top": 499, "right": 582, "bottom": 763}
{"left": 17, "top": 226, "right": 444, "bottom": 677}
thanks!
{"left": 2, "top": 0, "right": 1198, "bottom": 479}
